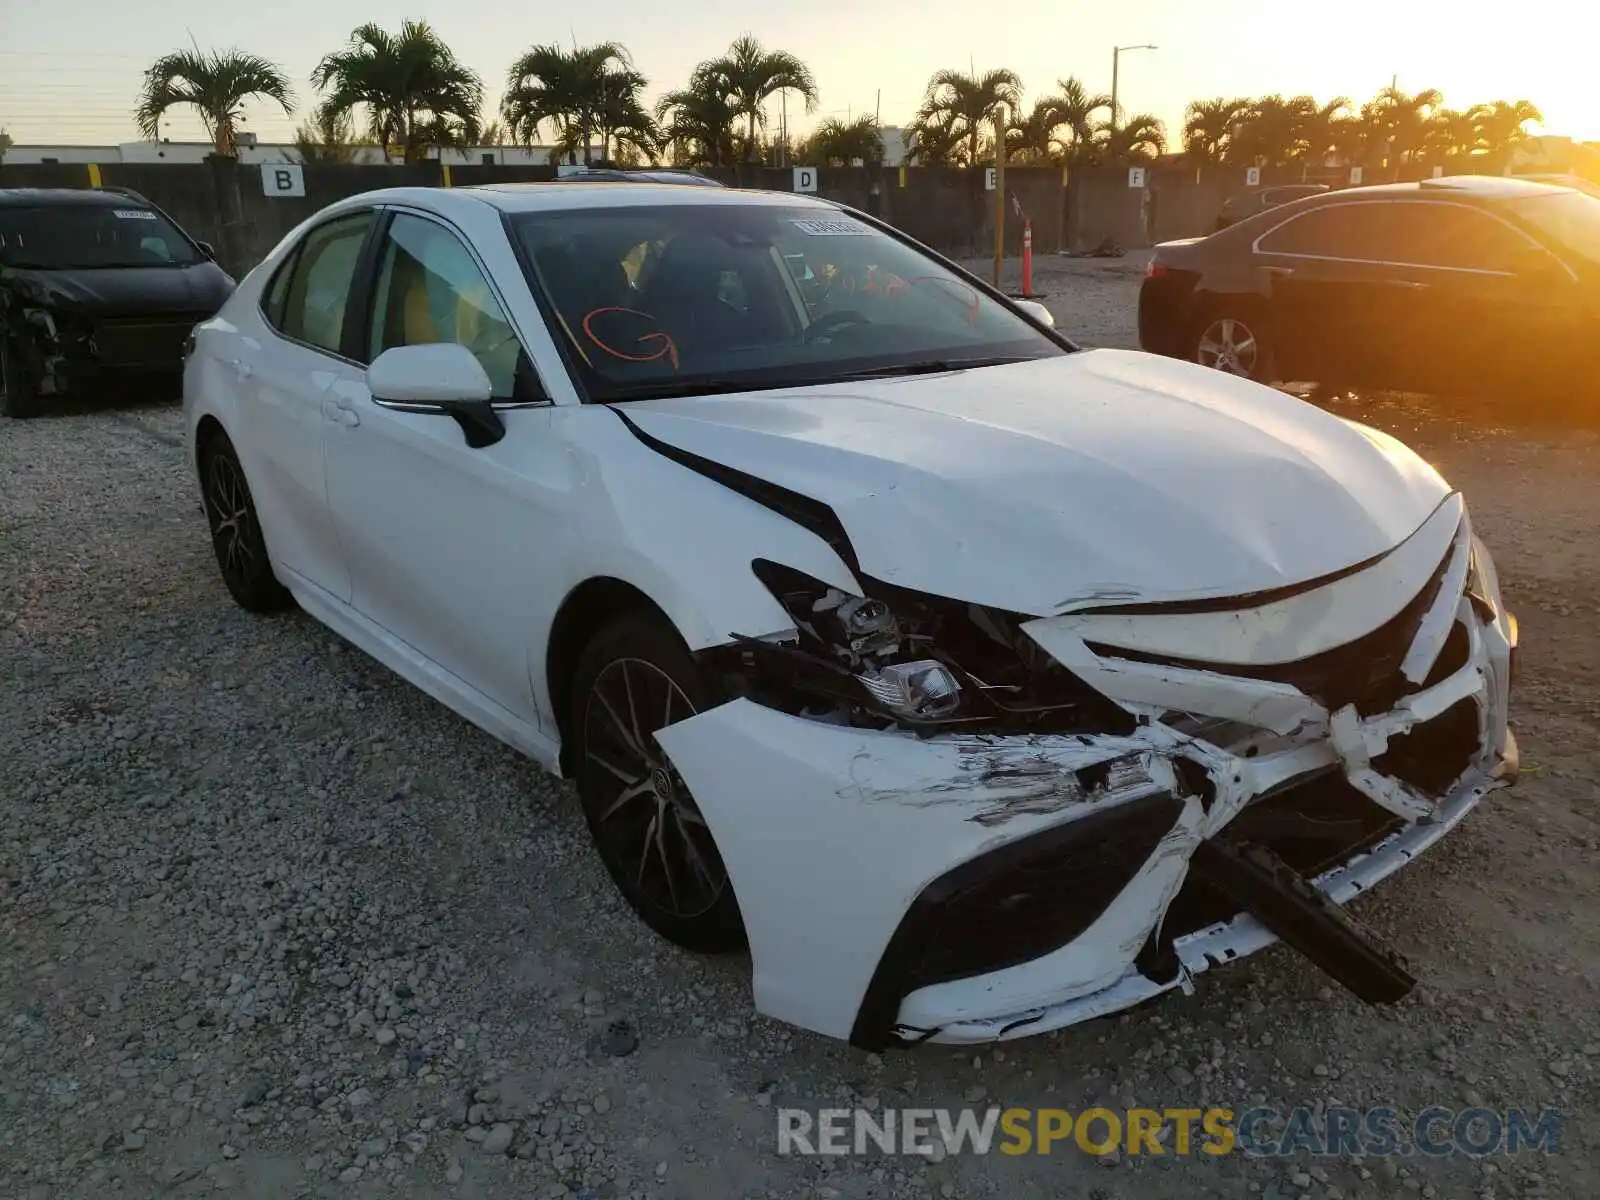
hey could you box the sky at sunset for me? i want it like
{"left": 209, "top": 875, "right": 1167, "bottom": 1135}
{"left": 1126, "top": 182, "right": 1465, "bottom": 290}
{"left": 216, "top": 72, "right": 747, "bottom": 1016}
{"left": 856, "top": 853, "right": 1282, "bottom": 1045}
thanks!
{"left": 1, "top": 0, "right": 1593, "bottom": 148}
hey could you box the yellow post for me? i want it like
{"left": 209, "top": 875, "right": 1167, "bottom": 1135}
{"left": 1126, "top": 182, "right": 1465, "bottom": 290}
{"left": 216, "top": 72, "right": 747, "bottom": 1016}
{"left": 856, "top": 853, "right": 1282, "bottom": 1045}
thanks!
{"left": 442, "top": 162, "right": 453, "bottom": 188}
{"left": 898, "top": 164, "right": 906, "bottom": 189}
{"left": 86, "top": 163, "right": 102, "bottom": 188}
{"left": 992, "top": 105, "right": 1007, "bottom": 289}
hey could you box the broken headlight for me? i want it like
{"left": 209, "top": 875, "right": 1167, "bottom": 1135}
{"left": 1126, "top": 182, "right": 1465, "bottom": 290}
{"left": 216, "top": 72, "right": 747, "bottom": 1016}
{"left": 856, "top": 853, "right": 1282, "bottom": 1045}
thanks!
{"left": 706, "top": 560, "right": 1133, "bottom": 735}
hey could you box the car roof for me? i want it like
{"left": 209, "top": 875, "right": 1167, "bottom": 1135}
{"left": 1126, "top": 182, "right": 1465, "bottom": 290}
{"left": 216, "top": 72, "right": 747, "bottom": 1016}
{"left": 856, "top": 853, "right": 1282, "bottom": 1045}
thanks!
{"left": 0, "top": 187, "right": 151, "bottom": 208}
{"left": 554, "top": 168, "right": 726, "bottom": 187}
{"left": 1324, "top": 174, "right": 1574, "bottom": 203}
{"left": 458, "top": 182, "right": 836, "bottom": 213}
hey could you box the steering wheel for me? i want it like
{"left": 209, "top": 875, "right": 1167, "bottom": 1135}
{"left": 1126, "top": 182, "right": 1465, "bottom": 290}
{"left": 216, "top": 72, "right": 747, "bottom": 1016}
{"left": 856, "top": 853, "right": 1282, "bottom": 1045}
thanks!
{"left": 803, "top": 310, "right": 871, "bottom": 342}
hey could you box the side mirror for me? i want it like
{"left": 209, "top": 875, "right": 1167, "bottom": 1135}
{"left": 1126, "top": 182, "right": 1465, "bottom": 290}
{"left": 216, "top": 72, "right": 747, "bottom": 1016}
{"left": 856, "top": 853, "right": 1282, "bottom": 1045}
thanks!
{"left": 367, "top": 343, "right": 505, "bottom": 448}
{"left": 196, "top": 240, "right": 217, "bottom": 261}
{"left": 1014, "top": 298, "right": 1056, "bottom": 329}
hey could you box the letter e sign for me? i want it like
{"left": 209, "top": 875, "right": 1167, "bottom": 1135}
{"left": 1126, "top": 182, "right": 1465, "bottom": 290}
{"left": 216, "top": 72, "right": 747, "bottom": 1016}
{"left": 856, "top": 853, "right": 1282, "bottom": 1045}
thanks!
{"left": 262, "top": 163, "right": 306, "bottom": 198}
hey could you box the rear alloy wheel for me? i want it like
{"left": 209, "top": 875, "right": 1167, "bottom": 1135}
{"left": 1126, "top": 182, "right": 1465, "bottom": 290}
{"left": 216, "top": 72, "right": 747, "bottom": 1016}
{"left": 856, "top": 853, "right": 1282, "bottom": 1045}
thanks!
{"left": 0, "top": 338, "right": 45, "bottom": 419}
{"left": 200, "top": 434, "right": 292, "bottom": 613}
{"left": 1195, "top": 313, "right": 1272, "bottom": 381}
{"left": 571, "top": 614, "right": 745, "bottom": 954}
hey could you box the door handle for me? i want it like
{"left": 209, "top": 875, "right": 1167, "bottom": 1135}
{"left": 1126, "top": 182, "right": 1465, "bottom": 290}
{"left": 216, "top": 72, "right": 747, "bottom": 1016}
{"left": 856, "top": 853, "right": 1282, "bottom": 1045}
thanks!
{"left": 228, "top": 358, "right": 253, "bottom": 380}
{"left": 1383, "top": 279, "right": 1429, "bottom": 290}
{"left": 1259, "top": 265, "right": 1295, "bottom": 277}
{"left": 322, "top": 396, "right": 361, "bottom": 427}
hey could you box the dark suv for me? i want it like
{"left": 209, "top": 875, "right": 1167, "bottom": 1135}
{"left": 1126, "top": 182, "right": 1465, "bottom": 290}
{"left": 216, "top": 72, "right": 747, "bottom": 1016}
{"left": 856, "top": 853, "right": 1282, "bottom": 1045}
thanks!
{"left": 0, "top": 187, "right": 236, "bottom": 417}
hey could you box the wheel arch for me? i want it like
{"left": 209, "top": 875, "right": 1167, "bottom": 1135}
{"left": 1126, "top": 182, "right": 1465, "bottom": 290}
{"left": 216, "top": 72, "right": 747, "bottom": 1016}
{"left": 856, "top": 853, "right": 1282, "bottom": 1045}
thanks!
{"left": 546, "top": 576, "right": 679, "bottom": 776}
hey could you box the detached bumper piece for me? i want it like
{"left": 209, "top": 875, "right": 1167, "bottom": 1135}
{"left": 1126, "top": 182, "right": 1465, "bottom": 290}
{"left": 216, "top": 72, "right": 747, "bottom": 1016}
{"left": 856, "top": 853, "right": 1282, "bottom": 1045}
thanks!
{"left": 1187, "top": 836, "right": 1416, "bottom": 1005}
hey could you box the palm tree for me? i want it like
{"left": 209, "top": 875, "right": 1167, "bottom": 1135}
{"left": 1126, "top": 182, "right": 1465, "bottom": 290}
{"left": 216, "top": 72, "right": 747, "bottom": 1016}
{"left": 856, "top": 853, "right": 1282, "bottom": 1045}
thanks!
{"left": 698, "top": 35, "right": 819, "bottom": 163}
{"left": 1362, "top": 86, "right": 1443, "bottom": 164}
{"left": 1005, "top": 100, "right": 1067, "bottom": 163}
{"left": 135, "top": 48, "right": 295, "bottom": 156}
{"left": 655, "top": 65, "right": 741, "bottom": 167}
{"left": 1087, "top": 113, "right": 1165, "bottom": 163}
{"left": 1228, "top": 94, "right": 1322, "bottom": 166}
{"left": 501, "top": 42, "right": 649, "bottom": 164}
{"left": 1299, "top": 97, "right": 1351, "bottom": 166}
{"left": 1048, "top": 76, "right": 1113, "bottom": 161}
{"left": 312, "top": 21, "right": 482, "bottom": 164}
{"left": 292, "top": 101, "right": 362, "bottom": 164}
{"left": 1425, "top": 108, "right": 1483, "bottom": 161}
{"left": 1182, "top": 97, "right": 1250, "bottom": 165}
{"left": 802, "top": 115, "right": 884, "bottom": 166}
{"left": 903, "top": 109, "right": 966, "bottom": 166}
{"left": 1471, "top": 99, "right": 1543, "bottom": 159}
{"left": 907, "top": 67, "right": 1022, "bottom": 167}
{"left": 477, "top": 120, "right": 508, "bottom": 146}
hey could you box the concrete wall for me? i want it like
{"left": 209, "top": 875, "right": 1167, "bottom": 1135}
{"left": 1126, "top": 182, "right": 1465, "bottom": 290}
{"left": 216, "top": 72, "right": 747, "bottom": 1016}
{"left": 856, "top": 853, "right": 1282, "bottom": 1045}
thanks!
{"left": 0, "top": 155, "right": 1506, "bottom": 277}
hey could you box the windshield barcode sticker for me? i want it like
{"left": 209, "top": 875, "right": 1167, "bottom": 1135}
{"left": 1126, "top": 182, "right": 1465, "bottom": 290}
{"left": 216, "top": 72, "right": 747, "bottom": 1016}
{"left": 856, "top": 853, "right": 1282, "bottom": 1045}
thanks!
{"left": 113, "top": 209, "right": 158, "bottom": 220}
{"left": 791, "top": 218, "right": 871, "bottom": 237}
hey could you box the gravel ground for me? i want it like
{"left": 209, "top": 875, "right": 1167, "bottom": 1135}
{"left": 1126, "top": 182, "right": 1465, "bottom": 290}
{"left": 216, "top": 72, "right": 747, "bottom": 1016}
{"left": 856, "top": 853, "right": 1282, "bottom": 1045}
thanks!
{"left": 2, "top": 275, "right": 1597, "bottom": 1200}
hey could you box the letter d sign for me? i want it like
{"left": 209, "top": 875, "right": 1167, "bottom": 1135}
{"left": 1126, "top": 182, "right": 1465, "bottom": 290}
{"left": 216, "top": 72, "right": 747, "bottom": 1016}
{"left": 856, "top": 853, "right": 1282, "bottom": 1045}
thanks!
{"left": 793, "top": 166, "right": 817, "bottom": 193}
{"left": 261, "top": 163, "right": 306, "bottom": 197}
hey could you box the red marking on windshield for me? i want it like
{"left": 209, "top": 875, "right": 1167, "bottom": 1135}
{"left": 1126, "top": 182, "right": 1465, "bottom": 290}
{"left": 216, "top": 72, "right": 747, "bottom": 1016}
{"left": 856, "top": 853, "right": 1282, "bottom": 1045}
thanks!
{"left": 581, "top": 307, "right": 680, "bottom": 370}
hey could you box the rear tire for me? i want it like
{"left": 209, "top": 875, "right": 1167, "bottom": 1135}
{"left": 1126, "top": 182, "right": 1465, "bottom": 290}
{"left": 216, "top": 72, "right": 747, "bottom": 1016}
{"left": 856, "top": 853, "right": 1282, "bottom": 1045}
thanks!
{"left": 0, "top": 338, "right": 45, "bottom": 419}
{"left": 569, "top": 612, "right": 746, "bottom": 954}
{"left": 1193, "top": 307, "right": 1275, "bottom": 383}
{"left": 198, "top": 432, "right": 292, "bottom": 613}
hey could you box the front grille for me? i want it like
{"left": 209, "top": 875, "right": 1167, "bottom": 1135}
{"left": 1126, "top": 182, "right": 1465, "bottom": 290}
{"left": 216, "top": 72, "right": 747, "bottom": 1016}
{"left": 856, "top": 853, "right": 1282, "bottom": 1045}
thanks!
{"left": 93, "top": 315, "right": 204, "bottom": 367}
{"left": 1089, "top": 540, "right": 1456, "bottom": 716}
{"left": 1372, "top": 697, "right": 1479, "bottom": 796}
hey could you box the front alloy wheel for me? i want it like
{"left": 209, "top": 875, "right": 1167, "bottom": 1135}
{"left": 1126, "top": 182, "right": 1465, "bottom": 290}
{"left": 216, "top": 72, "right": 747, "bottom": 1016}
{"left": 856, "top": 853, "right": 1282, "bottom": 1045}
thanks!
{"left": 572, "top": 615, "right": 744, "bottom": 953}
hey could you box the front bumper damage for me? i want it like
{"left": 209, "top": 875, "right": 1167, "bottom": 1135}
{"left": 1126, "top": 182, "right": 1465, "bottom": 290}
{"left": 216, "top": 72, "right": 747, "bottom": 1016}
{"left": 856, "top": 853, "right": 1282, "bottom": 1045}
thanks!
{"left": 655, "top": 492, "right": 1519, "bottom": 1048}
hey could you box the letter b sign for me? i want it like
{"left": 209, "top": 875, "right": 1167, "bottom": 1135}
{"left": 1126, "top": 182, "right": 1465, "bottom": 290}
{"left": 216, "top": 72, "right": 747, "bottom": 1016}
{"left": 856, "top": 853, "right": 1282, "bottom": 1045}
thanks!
{"left": 261, "top": 163, "right": 306, "bottom": 197}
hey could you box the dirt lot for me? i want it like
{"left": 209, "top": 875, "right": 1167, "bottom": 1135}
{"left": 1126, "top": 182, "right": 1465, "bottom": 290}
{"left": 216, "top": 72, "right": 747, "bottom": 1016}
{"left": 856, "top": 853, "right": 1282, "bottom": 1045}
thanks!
{"left": 2, "top": 266, "right": 1597, "bottom": 1200}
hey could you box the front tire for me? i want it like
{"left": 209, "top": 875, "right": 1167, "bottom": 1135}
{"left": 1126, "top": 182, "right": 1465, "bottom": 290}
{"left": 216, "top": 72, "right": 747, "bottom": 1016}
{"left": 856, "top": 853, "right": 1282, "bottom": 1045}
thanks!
{"left": 0, "top": 338, "right": 45, "bottom": 419}
{"left": 199, "top": 432, "right": 292, "bottom": 613}
{"left": 569, "top": 613, "right": 746, "bottom": 954}
{"left": 1193, "top": 307, "right": 1275, "bottom": 383}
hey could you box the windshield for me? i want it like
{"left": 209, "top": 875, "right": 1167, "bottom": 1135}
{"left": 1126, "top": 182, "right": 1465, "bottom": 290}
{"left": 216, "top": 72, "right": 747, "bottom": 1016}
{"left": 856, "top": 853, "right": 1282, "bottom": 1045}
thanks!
{"left": 0, "top": 204, "right": 202, "bottom": 270}
{"left": 509, "top": 204, "right": 1066, "bottom": 400}
{"left": 1504, "top": 191, "right": 1600, "bottom": 264}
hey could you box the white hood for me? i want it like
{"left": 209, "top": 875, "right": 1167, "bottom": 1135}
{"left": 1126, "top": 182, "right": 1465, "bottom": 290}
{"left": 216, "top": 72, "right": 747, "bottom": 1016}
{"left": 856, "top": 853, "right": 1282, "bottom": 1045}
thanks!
{"left": 624, "top": 349, "right": 1452, "bottom": 615}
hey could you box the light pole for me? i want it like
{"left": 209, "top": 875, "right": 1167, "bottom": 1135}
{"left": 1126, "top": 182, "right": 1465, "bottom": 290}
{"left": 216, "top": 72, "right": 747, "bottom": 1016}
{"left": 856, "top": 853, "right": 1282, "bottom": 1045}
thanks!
{"left": 1110, "top": 44, "right": 1158, "bottom": 132}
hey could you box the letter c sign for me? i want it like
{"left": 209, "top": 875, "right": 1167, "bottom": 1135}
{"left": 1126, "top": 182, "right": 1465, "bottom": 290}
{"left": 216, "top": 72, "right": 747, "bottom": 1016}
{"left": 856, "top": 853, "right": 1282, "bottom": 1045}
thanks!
{"left": 261, "top": 163, "right": 306, "bottom": 197}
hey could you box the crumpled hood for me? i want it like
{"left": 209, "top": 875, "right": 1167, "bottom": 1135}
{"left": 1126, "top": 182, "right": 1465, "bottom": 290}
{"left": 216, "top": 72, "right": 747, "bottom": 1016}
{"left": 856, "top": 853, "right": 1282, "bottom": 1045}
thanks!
{"left": 622, "top": 350, "right": 1453, "bottom": 616}
{"left": 0, "top": 262, "right": 234, "bottom": 317}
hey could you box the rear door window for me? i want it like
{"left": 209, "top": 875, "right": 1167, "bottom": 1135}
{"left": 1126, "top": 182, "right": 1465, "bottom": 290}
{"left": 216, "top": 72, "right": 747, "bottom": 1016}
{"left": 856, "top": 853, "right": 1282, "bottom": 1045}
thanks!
{"left": 274, "top": 212, "right": 376, "bottom": 355}
{"left": 1256, "top": 203, "right": 1393, "bottom": 261}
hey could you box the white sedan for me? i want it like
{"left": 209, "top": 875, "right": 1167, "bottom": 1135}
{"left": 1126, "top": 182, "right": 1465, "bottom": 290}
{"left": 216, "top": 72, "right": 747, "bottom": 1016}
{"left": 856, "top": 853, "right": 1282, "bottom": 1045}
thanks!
{"left": 183, "top": 182, "right": 1519, "bottom": 1049}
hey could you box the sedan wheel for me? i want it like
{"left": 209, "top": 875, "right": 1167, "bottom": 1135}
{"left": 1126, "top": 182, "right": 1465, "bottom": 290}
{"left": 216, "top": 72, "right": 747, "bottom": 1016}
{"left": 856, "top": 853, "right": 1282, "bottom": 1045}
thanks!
{"left": 572, "top": 615, "right": 745, "bottom": 953}
{"left": 1196, "top": 314, "right": 1267, "bottom": 380}
{"left": 200, "top": 434, "right": 291, "bottom": 613}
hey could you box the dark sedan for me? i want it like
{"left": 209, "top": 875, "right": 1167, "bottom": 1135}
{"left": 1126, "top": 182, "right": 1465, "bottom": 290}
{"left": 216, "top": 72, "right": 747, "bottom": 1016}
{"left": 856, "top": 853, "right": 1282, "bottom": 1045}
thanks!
{"left": 1215, "top": 183, "right": 1329, "bottom": 230}
{"left": 1139, "top": 175, "right": 1600, "bottom": 403}
{"left": 0, "top": 187, "right": 235, "bottom": 418}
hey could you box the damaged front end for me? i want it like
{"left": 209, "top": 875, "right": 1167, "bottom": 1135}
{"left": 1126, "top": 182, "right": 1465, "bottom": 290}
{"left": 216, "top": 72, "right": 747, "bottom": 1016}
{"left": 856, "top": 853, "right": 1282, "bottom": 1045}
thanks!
{"left": 658, "top": 490, "right": 1517, "bottom": 1049}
